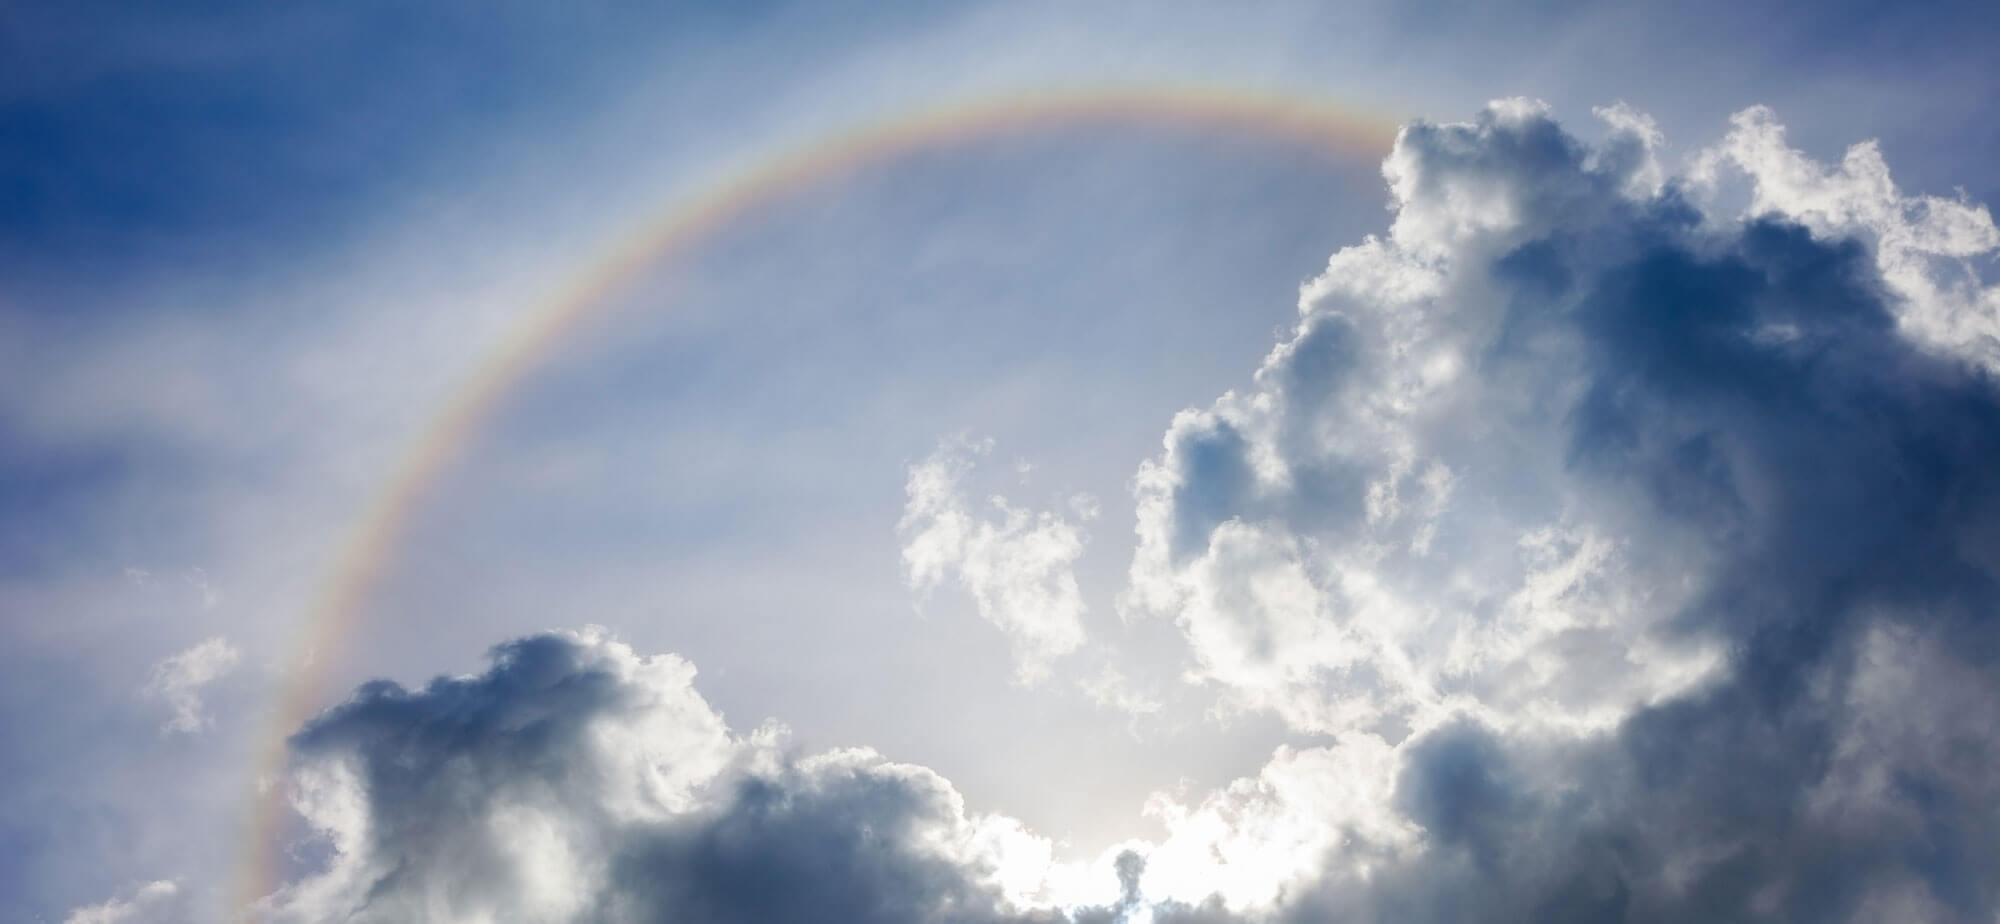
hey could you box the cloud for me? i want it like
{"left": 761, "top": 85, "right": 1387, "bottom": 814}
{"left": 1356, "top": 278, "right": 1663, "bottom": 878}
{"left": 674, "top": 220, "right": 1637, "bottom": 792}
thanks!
{"left": 145, "top": 636, "right": 240, "bottom": 734}
{"left": 262, "top": 628, "right": 1097, "bottom": 923}
{"left": 1078, "top": 665, "right": 1162, "bottom": 726}
{"left": 61, "top": 880, "right": 180, "bottom": 924}
{"left": 1124, "top": 101, "right": 1727, "bottom": 739}
{"left": 263, "top": 101, "right": 2000, "bottom": 923}
{"left": 1115, "top": 99, "right": 2000, "bottom": 920}
{"left": 901, "top": 439, "right": 1091, "bottom": 682}
{"left": 1691, "top": 105, "right": 2000, "bottom": 370}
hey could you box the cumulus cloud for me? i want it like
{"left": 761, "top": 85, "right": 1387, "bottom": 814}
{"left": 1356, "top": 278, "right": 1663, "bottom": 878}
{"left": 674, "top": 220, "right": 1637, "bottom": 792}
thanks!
{"left": 901, "top": 439, "right": 1091, "bottom": 682}
{"left": 266, "top": 102, "right": 2000, "bottom": 923}
{"left": 1116, "top": 98, "right": 2000, "bottom": 920}
{"left": 262, "top": 628, "right": 1097, "bottom": 923}
{"left": 1692, "top": 106, "right": 2000, "bottom": 370}
{"left": 1126, "top": 101, "right": 1727, "bottom": 739}
{"left": 62, "top": 880, "right": 180, "bottom": 924}
{"left": 145, "top": 636, "right": 240, "bottom": 734}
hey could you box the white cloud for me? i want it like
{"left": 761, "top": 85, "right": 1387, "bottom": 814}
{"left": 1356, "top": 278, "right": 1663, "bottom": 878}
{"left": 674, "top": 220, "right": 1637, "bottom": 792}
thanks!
{"left": 900, "top": 439, "right": 1090, "bottom": 682}
{"left": 1691, "top": 104, "right": 2000, "bottom": 371}
{"left": 1124, "top": 102, "right": 1721, "bottom": 741}
{"left": 261, "top": 629, "right": 1079, "bottom": 923}
{"left": 144, "top": 636, "right": 240, "bottom": 734}
{"left": 254, "top": 102, "right": 2000, "bottom": 924}
{"left": 61, "top": 880, "right": 179, "bottom": 924}
{"left": 1137, "top": 735, "right": 1417, "bottom": 913}
{"left": 1077, "top": 665, "right": 1162, "bottom": 728}
{"left": 1097, "top": 98, "right": 2000, "bottom": 921}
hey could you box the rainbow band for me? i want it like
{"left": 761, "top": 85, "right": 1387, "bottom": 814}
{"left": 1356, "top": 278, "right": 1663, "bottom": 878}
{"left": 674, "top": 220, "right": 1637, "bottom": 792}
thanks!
{"left": 238, "top": 83, "right": 1399, "bottom": 915}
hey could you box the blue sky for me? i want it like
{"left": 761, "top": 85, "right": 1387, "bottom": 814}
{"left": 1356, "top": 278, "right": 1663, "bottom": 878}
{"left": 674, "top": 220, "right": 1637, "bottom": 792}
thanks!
{"left": 7, "top": 2, "right": 2000, "bottom": 921}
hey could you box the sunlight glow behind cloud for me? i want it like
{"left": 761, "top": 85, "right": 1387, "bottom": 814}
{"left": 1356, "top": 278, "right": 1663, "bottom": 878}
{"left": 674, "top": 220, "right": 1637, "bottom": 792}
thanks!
{"left": 220, "top": 100, "right": 2000, "bottom": 922}
{"left": 12, "top": 6, "right": 2000, "bottom": 922}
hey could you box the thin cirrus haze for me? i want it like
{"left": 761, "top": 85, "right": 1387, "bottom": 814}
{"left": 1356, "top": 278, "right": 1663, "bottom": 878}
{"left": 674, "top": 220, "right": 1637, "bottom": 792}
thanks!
{"left": 8, "top": 3, "right": 2000, "bottom": 923}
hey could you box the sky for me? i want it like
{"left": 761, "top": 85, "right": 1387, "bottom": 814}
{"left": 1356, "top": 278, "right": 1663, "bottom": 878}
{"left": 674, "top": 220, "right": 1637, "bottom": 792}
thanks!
{"left": 6, "top": 1, "right": 2000, "bottom": 921}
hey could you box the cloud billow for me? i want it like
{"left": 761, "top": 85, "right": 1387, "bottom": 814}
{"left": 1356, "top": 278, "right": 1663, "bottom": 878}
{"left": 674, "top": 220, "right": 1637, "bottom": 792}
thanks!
{"left": 267, "top": 101, "right": 2000, "bottom": 922}
{"left": 264, "top": 629, "right": 1083, "bottom": 923}
{"left": 1129, "top": 99, "right": 2000, "bottom": 920}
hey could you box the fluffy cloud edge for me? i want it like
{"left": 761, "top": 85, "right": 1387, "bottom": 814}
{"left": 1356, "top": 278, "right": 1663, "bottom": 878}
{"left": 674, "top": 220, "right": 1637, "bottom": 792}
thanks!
{"left": 901, "top": 438, "right": 1093, "bottom": 683}
{"left": 254, "top": 100, "right": 2000, "bottom": 923}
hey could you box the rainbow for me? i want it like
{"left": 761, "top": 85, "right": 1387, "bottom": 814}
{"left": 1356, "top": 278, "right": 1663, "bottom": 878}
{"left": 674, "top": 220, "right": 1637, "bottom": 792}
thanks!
{"left": 237, "top": 82, "right": 1399, "bottom": 916}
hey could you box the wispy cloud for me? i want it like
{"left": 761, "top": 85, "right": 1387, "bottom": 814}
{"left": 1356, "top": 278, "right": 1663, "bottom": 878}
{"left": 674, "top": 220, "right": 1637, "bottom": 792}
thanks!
{"left": 145, "top": 637, "right": 239, "bottom": 734}
{"left": 61, "top": 880, "right": 179, "bottom": 924}
{"left": 900, "top": 438, "right": 1092, "bottom": 683}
